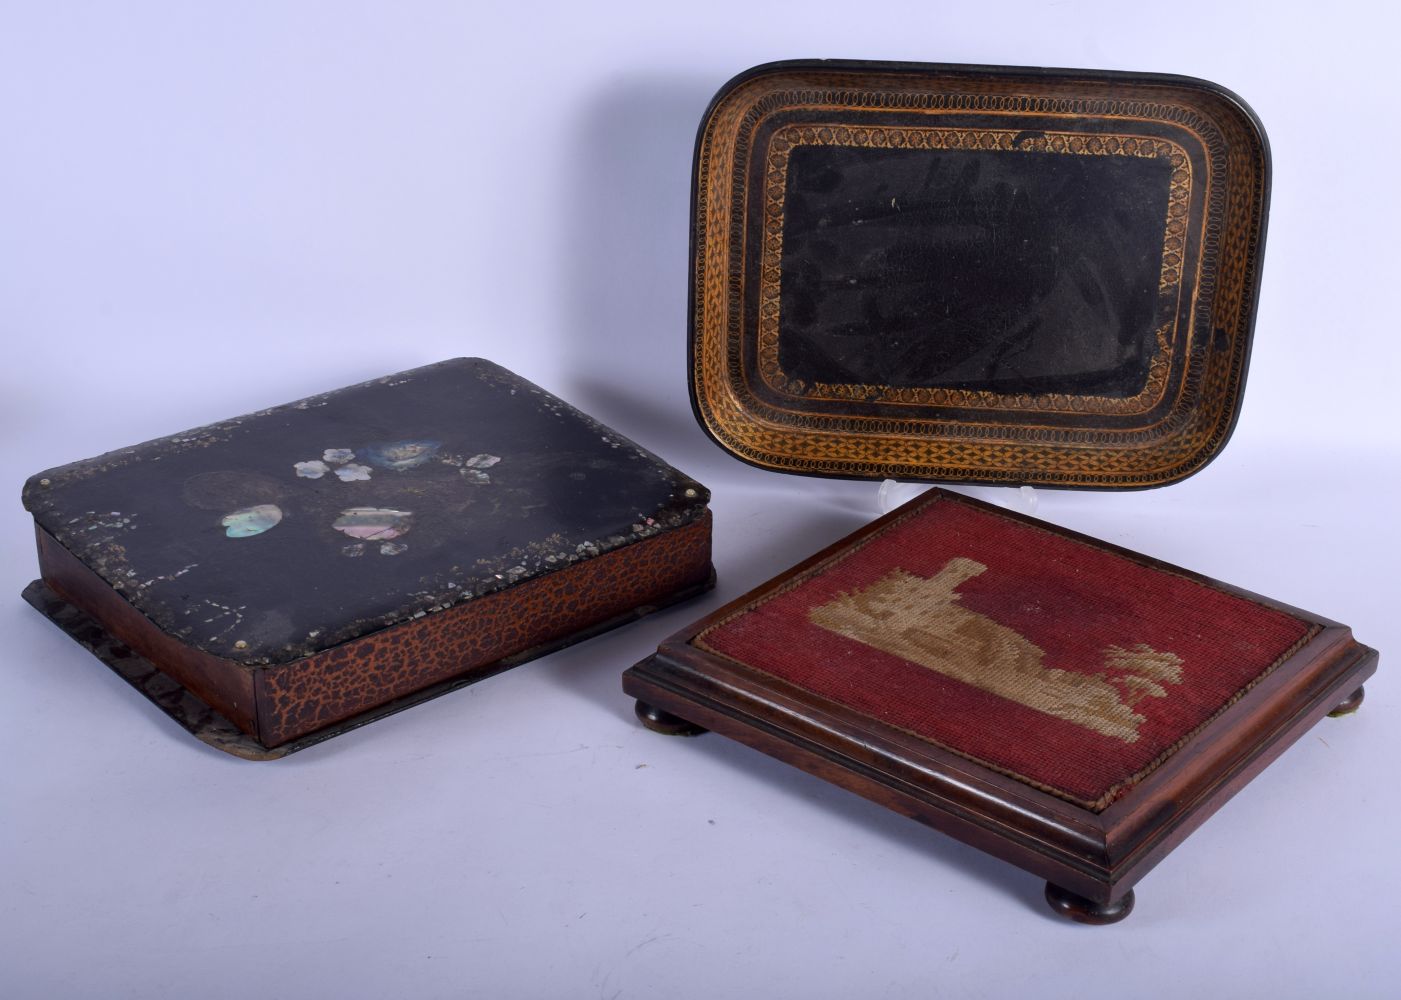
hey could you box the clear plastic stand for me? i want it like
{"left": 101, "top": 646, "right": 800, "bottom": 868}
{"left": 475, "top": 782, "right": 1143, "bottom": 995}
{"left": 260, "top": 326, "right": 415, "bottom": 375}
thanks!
{"left": 877, "top": 479, "right": 926, "bottom": 514}
{"left": 1019, "top": 484, "right": 1039, "bottom": 514}
{"left": 877, "top": 480, "right": 1039, "bottom": 515}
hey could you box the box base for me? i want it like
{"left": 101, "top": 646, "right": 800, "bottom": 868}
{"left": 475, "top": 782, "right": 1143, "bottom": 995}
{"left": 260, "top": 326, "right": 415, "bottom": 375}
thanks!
{"left": 25, "top": 569, "right": 714, "bottom": 760}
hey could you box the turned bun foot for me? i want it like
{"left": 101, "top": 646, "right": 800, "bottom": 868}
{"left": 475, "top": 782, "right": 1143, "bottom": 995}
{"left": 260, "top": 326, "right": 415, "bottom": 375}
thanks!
{"left": 1044, "top": 883, "right": 1134, "bottom": 925}
{"left": 634, "top": 700, "right": 708, "bottom": 737}
{"left": 1328, "top": 686, "right": 1365, "bottom": 718}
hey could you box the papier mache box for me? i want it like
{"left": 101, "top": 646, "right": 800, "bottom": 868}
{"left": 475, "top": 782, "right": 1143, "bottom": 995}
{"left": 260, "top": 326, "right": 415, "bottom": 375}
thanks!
{"left": 23, "top": 358, "right": 713, "bottom": 758}
{"left": 623, "top": 60, "right": 1378, "bottom": 923}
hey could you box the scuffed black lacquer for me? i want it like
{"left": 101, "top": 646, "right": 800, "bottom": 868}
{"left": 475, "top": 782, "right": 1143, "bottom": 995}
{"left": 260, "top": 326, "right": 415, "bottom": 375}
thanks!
{"left": 22, "top": 359, "right": 714, "bottom": 756}
{"left": 780, "top": 143, "right": 1173, "bottom": 397}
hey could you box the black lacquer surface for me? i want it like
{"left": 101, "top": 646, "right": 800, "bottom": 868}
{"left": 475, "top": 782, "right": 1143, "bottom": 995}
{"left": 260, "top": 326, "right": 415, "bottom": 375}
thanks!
{"left": 778, "top": 144, "right": 1174, "bottom": 397}
{"left": 22, "top": 359, "right": 708, "bottom": 666}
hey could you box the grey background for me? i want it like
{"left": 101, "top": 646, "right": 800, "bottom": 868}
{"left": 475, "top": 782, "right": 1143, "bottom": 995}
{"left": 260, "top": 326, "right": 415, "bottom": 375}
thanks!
{"left": 2, "top": 2, "right": 1397, "bottom": 997}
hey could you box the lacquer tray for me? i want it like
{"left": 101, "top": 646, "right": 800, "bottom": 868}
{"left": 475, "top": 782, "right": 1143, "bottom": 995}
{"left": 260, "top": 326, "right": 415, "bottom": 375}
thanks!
{"left": 688, "top": 60, "right": 1270, "bottom": 487}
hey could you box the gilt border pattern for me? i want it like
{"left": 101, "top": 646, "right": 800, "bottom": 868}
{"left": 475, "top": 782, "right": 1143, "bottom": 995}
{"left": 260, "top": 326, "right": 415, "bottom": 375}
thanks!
{"left": 756, "top": 124, "right": 1192, "bottom": 416}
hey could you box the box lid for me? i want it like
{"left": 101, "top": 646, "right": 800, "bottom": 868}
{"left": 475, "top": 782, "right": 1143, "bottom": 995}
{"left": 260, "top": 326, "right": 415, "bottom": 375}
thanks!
{"left": 688, "top": 60, "right": 1270, "bottom": 488}
{"left": 23, "top": 358, "right": 709, "bottom": 667}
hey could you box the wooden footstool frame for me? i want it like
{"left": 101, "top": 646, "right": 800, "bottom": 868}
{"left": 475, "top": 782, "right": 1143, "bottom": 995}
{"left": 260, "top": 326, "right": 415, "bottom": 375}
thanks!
{"left": 622, "top": 490, "right": 1375, "bottom": 923}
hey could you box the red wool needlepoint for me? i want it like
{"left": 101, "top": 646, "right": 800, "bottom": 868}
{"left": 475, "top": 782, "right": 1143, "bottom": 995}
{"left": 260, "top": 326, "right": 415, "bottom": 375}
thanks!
{"left": 696, "top": 494, "right": 1313, "bottom": 810}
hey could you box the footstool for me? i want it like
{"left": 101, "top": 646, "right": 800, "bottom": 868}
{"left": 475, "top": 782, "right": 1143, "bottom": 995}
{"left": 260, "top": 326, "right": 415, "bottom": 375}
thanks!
{"left": 623, "top": 489, "right": 1375, "bottom": 922}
